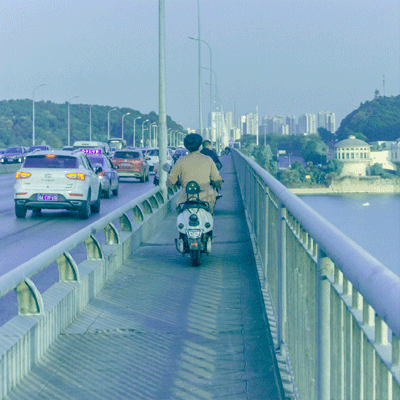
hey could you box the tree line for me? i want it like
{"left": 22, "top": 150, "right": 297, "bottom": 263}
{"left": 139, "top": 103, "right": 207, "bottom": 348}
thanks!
{"left": 0, "top": 99, "right": 184, "bottom": 149}
{"left": 336, "top": 95, "right": 400, "bottom": 142}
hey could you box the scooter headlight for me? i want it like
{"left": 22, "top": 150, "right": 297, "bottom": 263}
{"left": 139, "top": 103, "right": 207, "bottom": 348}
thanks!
{"left": 178, "top": 223, "right": 184, "bottom": 229}
{"left": 188, "top": 230, "right": 202, "bottom": 238}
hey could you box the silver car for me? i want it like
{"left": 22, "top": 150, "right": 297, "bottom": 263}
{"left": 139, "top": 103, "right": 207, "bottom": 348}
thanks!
{"left": 87, "top": 154, "right": 119, "bottom": 198}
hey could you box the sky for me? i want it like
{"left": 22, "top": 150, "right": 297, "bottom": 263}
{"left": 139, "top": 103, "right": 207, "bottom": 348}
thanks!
{"left": 1, "top": 0, "right": 399, "bottom": 131}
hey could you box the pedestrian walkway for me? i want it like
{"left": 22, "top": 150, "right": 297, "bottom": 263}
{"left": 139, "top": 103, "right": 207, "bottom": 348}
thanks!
{"left": 4, "top": 155, "right": 284, "bottom": 400}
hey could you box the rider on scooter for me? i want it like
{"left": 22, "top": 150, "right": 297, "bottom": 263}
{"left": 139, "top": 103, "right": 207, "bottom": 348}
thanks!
{"left": 200, "top": 140, "right": 222, "bottom": 170}
{"left": 166, "top": 133, "right": 222, "bottom": 214}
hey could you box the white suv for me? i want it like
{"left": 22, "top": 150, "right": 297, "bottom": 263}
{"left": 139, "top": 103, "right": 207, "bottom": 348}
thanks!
{"left": 145, "top": 147, "right": 174, "bottom": 172}
{"left": 14, "top": 150, "right": 102, "bottom": 219}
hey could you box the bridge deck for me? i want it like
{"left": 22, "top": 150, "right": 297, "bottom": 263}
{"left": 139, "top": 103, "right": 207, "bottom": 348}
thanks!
{"left": 4, "top": 155, "right": 284, "bottom": 400}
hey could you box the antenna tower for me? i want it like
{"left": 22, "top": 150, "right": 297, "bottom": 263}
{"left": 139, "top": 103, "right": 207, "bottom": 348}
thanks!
{"left": 383, "top": 75, "right": 385, "bottom": 97}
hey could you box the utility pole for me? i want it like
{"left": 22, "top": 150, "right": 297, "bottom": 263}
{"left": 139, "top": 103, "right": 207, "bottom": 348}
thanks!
{"left": 159, "top": 0, "right": 168, "bottom": 197}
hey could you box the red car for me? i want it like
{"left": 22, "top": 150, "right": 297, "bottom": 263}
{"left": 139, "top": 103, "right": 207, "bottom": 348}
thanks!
{"left": 111, "top": 150, "right": 150, "bottom": 182}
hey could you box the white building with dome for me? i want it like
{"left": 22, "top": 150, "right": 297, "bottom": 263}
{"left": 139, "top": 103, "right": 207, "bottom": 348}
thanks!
{"left": 390, "top": 139, "right": 400, "bottom": 172}
{"left": 334, "top": 135, "right": 371, "bottom": 176}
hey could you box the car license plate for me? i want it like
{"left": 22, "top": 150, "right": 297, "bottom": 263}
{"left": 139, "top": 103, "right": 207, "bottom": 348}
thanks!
{"left": 121, "top": 163, "right": 131, "bottom": 167}
{"left": 38, "top": 194, "right": 58, "bottom": 201}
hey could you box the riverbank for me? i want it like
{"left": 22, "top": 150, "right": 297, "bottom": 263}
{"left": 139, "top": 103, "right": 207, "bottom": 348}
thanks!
{"left": 290, "top": 177, "right": 400, "bottom": 195}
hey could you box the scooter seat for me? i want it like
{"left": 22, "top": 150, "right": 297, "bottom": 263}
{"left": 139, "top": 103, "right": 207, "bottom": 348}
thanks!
{"left": 178, "top": 200, "right": 211, "bottom": 214}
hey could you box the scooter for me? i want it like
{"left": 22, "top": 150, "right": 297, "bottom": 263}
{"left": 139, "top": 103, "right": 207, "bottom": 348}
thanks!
{"left": 175, "top": 181, "right": 213, "bottom": 267}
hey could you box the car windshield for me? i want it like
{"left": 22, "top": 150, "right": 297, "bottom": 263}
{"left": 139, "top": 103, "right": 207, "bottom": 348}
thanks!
{"left": 114, "top": 151, "right": 140, "bottom": 159}
{"left": 87, "top": 156, "right": 105, "bottom": 167}
{"left": 28, "top": 146, "right": 48, "bottom": 152}
{"left": 23, "top": 155, "right": 79, "bottom": 168}
{"left": 6, "top": 147, "right": 21, "bottom": 153}
{"left": 147, "top": 149, "right": 159, "bottom": 156}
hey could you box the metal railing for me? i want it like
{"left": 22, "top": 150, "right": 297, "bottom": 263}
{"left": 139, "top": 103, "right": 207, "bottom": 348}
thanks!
{"left": 0, "top": 187, "right": 177, "bottom": 308}
{"left": 0, "top": 185, "right": 179, "bottom": 399}
{"left": 232, "top": 150, "right": 400, "bottom": 400}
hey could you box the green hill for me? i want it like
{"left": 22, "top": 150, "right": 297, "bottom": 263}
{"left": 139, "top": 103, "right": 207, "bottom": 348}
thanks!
{"left": 0, "top": 99, "right": 184, "bottom": 148}
{"left": 336, "top": 95, "right": 400, "bottom": 142}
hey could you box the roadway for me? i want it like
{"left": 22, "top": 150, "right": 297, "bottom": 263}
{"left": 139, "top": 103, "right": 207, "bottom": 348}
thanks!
{"left": 0, "top": 173, "right": 155, "bottom": 276}
{"left": 0, "top": 173, "right": 155, "bottom": 326}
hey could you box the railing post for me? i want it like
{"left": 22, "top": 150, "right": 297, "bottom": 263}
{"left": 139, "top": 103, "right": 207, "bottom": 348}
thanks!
{"left": 277, "top": 201, "right": 286, "bottom": 352}
{"left": 317, "top": 251, "right": 334, "bottom": 399}
{"left": 15, "top": 278, "right": 44, "bottom": 315}
{"left": 263, "top": 186, "right": 269, "bottom": 285}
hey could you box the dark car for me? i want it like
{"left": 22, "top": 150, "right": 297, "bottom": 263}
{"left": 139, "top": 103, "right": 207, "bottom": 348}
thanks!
{"left": 173, "top": 148, "right": 188, "bottom": 163}
{"left": 111, "top": 150, "right": 150, "bottom": 182}
{"left": 87, "top": 154, "right": 119, "bottom": 198}
{"left": 27, "top": 145, "right": 51, "bottom": 154}
{"left": 0, "top": 146, "right": 28, "bottom": 164}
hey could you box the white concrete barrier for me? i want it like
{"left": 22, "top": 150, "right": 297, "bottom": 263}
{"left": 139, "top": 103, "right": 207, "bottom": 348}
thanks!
{"left": 0, "top": 163, "right": 21, "bottom": 175}
{"left": 0, "top": 186, "right": 180, "bottom": 399}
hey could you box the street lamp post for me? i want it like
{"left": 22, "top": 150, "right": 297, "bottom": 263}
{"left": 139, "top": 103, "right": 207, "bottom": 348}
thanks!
{"left": 67, "top": 95, "right": 79, "bottom": 146}
{"left": 150, "top": 123, "right": 157, "bottom": 147}
{"left": 171, "top": 130, "right": 175, "bottom": 147}
{"left": 190, "top": 0, "right": 203, "bottom": 136}
{"left": 149, "top": 123, "right": 154, "bottom": 147}
{"left": 133, "top": 117, "right": 141, "bottom": 147}
{"left": 122, "top": 112, "right": 130, "bottom": 141}
{"left": 180, "top": 132, "right": 185, "bottom": 146}
{"left": 167, "top": 128, "right": 172, "bottom": 146}
{"left": 32, "top": 84, "right": 46, "bottom": 146}
{"left": 107, "top": 108, "right": 117, "bottom": 141}
{"left": 190, "top": 36, "right": 212, "bottom": 138}
{"left": 141, "top": 119, "right": 149, "bottom": 146}
{"left": 203, "top": 67, "right": 219, "bottom": 100}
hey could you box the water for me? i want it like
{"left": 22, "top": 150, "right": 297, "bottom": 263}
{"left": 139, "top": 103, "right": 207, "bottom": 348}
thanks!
{"left": 299, "top": 193, "right": 400, "bottom": 278}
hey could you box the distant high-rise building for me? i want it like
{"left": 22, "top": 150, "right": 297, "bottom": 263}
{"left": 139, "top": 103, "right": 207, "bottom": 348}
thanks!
{"left": 262, "top": 115, "right": 284, "bottom": 134}
{"left": 246, "top": 112, "right": 258, "bottom": 137}
{"left": 211, "top": 111, "right": 224, "bottom": 145}
{"left": 225, "top": 111, "right": 234, "bottom": 140}
{"left": 318, "top": 111, "right": 336, "bottom": 133}
{"left": 298, "top": 114, "right": 316, "bottom": 134}
{"left": 285, "top": 116, "right": 296, "bottom": 135}
{"left": 233, "top": 127, "right": 241, "bottom": 141}
{"left": 239, "top": 115, "right": 246, "bottom": 136}
{"left": 279, "top": 124, "right": 289, "bottom": 135}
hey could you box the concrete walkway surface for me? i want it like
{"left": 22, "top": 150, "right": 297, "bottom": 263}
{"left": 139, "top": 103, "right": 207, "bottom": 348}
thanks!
{"left": 4, "top": 154, "right": 285, "bottom": 400}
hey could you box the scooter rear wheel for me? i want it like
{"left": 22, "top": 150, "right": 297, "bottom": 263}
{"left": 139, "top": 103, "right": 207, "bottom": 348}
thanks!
{"left": 190, "top": 249, "right": 201, "bottom": 267}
